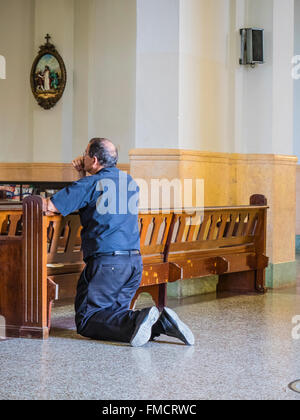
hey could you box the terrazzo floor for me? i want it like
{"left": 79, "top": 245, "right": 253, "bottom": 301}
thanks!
{"left": 1, "top": 259, "right": 300, "bottom": 400}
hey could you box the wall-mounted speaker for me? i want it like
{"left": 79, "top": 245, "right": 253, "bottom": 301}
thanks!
{"left": 239, "top": 28, "right": 264, "bottom": 66}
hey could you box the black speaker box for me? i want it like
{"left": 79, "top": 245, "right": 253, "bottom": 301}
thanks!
{"left": 240, "top": 28, "right": 264, "bottom": 66}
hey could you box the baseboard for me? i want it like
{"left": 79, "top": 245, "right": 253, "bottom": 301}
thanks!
{"left": 18, "top": 326, "right": 49, "bottom": 339}
{"left": 167, "top": 275, "right": 218, "bottom": 298}
{"left": 265, "top": 261, "right": 297, "bottom": 289}
{"left": 296, "top": 235, "right": 300, "bottom": 254}
{"left": 5, "top": 324, "right": 49, "bottom": 339}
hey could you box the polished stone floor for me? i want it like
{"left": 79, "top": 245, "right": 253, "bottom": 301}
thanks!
{"left": 1, "top": 259, "right": 300, "bottom": 400}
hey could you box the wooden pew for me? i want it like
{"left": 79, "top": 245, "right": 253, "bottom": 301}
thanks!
{"left": 0, "top": 194, "right": 268, "bottom": 339}
{"left": 0, "top": 197, "right": 182, "bottom": 338}
{"left": 166, "top": 194, "right": 268, "bottom": 294}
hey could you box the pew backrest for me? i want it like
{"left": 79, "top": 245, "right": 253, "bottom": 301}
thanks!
{"left": 0, "top": 205, "right": 22, "bottom": 236}
{"left": 138, "top": 212, "right": 174, "bottom": 263}
{"left": 46, "top": 214, "right": 82, "bottom": 264}
{"left": 168, "top": 205, "right": 266, "bottom": 255}
{"left": 165, "top": 196, "right": 268, "bottom": 278}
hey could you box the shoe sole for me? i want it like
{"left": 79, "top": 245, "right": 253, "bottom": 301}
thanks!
{"left": 130, "top": 307, "right": 160, "bottom": 347}
{"left": 164, "top": 307, "right": 195, "bottom": 345}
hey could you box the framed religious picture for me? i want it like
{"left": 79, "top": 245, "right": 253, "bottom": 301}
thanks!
{"left": 30, "top": 34, "right": 67, "bottom": 110}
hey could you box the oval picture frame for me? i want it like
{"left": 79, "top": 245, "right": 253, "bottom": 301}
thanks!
{"left": 30, "top": 35, "right": 67, "bottom": 110}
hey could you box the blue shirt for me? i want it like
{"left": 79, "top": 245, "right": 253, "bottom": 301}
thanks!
{"left": 51, "top": 167, "right": 140, "bottom": 260}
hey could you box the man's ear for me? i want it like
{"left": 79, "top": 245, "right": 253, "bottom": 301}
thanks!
{"left": 93, "top": 156, "right": 99, "bottom": 167}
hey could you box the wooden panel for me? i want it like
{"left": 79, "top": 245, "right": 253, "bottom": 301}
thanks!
{"left": 0, "top": 237, "right": 23, "bottom": 337}
{"left": 140, "top": 263, "right": 169, "bottom": 287}
{"left": 21, "top": 196, "right": 48, "bottom": 339}
{"left": 217, "top": 270, "right": 266, "bottom": 294}
{"left": 130, "top": 284, "right": 167, "bottom": 311}
{"left": 48, "top": 273, "right": 79, "bottom": 300}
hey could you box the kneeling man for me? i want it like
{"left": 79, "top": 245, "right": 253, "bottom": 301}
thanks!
{"left": 43, "top": 138, "right": 194, "bottom": 347}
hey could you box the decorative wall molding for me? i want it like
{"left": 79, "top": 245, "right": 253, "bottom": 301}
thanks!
{"left": 130, "top": 149, "right": 298, "bottom": 166}
{"left": 129, "top": 148, "right": 297, "bottom": 270}
{"left": 0, "top": 162, "right": 130, "bottom": 182}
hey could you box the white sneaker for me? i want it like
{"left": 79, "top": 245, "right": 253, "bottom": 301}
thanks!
{"left": 130, "top": 307, "right": 160, "bottom": 347}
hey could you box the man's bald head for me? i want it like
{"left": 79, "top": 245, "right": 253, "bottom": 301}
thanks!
{"left": 88, "top": 138, "right": 118, "bottom": 168}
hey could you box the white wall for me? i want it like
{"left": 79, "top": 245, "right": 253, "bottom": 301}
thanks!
{"left": 178, "top": 0, "right": 294, "bottom": 155}
{"left": 237, "top": 0, "right": 274, "bottom": 154}
{"left": 0, "top": 0, "right": 137, "bottom": 163}
{"left": 0, "top": 0, "right": 34, "bottom": 162}
{"left": 87, "top": 0, "right": 136, "bottom": 163}
{"left": 73, "top": 0, "right": 93, "bottom": 159}
{"left": 0, "top": 0, "right": 296, "bottom": 162}
{"left": 272, "top": 0, "right": 294, "bottom": 156}
{"left": 178, "top": 0, "right": 235, "bottom": 152}
{"left": 294, "top": 0, "right": 300, "bottom": 160}
{"left": 33, "top": 0, "right": 74, "bottom": 163}
{"left": 237, "top": 0, "right": 294, "bottom": 156}
{"left": 135, "top": 0, "right": 180, "bottom": 149}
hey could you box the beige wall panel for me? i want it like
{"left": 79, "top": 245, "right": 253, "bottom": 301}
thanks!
{"left": 296, "top": 166, "right": 300, "bottom": 235}
{"left": 272, "top": 159, "right": 296, "bottom": 262}
{"left": 130, "top": 149, "right": 297, "bottom": 265}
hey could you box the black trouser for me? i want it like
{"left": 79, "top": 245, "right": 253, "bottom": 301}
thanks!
{"left": 75, "top": 254, "right": 147, "bottom": 343}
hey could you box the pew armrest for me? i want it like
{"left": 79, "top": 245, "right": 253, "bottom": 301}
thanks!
{"left": 47, "top": 277, "right": 58, "bottom": 330}
{"left": 169, "top": 262, "right": 183, "bottom": 283}
{"left": 47, "top": 277, "right": 59, "bottom": 301}
{"left": 247, "top": 254, "right": 269, "bottom": 270}
{"left": 205, "top": 256, "right": 229, "bottom": 275}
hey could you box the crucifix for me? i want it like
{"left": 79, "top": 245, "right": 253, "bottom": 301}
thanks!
{"left": 45, "top": 34, "right": 51, "bottom": 44}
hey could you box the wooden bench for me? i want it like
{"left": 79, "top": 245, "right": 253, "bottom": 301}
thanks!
{"left": 0, "top": 197, "right": 182, "bottom": 338}
{"left": 166, "top": 194, "right": 268, "bottom": 294}
{"left": 0, "top": 194, "right": 268, "bottom": 339}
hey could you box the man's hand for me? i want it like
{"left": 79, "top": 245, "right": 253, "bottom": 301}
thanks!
{"left": 72, "top": 156, "right": 86, "bottom": 178}
{"left": 42, "top": 197, "right": 60, "bottom": 216}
